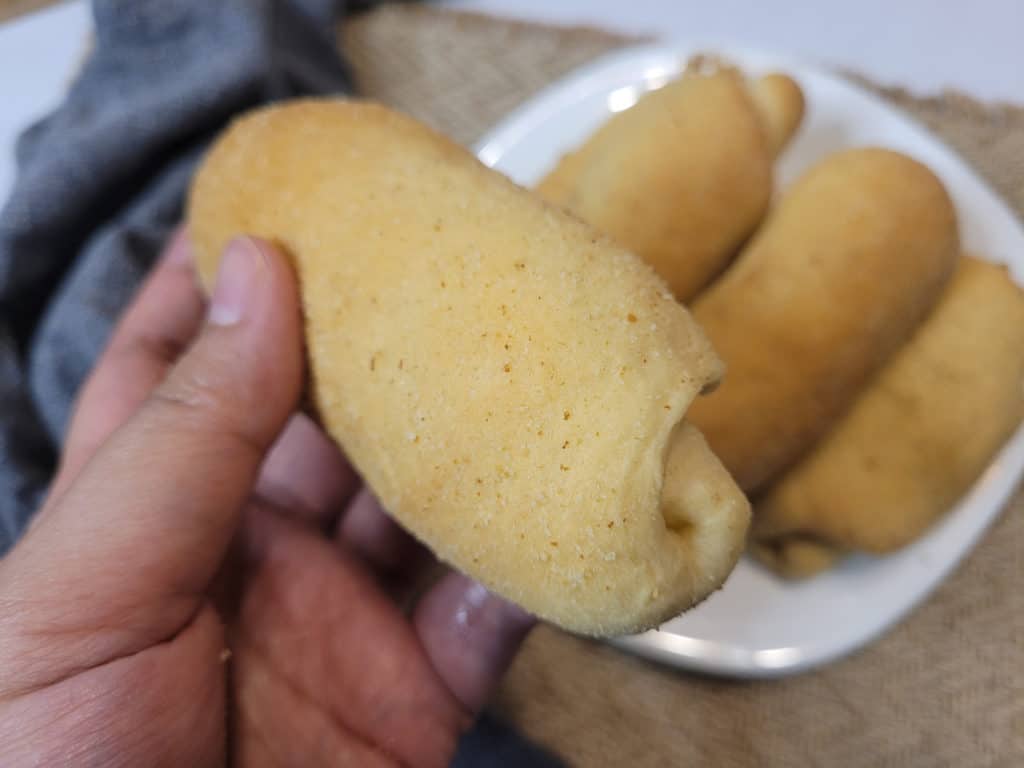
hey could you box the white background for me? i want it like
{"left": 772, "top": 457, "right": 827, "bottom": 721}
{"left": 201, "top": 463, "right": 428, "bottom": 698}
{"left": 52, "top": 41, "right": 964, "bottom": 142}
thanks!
{"left": 1, "top": 0, "right": 1022, "bottom": 206}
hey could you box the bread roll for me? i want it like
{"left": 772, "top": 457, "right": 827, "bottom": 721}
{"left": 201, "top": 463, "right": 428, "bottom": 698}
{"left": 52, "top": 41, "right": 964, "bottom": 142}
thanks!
{"left": 536, "top": 66, "right": 804, "bottom": 301}
{"left": 187, "top": 99, "right": 750, "bottom": 636}
{"left": 749, "top": 73, "right": 806, "bottom": 157}
{"left": 754, "top": 256, "right": 1024, "bottom": 561}
{"left": 750, "top": 536, "right": 841, "bottom": 579}
{"left": 688, "top": 148, "right": 959, "bottom": 491}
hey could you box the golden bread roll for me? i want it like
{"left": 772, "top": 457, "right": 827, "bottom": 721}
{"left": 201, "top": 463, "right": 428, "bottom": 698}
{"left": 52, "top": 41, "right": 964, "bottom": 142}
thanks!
{"left": 754, "top": 256, "right": 1024, "bottom": 562}
{"left": 749, "top": 536, "right": 841, "bottom": 579}
{"left": 688, "top": 148, "right": 959, "bottom": 492}
{"left": 536, "top": 66, "right": 804, "bottom": 301}
{"left": 188, "top": 99, "right": 750, "bottom": 636}
{"left": 749, "top": 73, "right": 806, "bottom": 157}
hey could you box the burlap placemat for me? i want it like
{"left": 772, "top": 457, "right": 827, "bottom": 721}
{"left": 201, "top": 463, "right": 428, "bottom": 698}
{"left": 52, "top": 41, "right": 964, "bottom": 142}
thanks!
{"left": 0, "top": 0, "right": 55, "bottom": 23}
{"left": 343, "top": 7, "right": 1022, "bottom": 766}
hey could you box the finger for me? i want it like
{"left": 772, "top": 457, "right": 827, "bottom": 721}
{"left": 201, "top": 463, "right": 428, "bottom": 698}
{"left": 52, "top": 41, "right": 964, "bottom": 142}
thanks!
{"left": 2, "top": 236, "right": 303, "bottom": 678}
{"left": 255, "top": 412, "right": 359, "bottom": 528}
{"left": 336, "top": 487, "right": 431, "bottom": 582}
{"left": 414, "top": 573, "right": 535, "bottom": 712}
{"left": 49, "top": 229, "right": 204, "bottom": 504}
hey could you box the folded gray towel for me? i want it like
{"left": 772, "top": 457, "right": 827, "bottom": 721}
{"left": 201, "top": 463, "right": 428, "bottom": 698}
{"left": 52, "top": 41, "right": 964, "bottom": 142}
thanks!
{"left": 0, "top": 0, "right": 352, "bottom": 547}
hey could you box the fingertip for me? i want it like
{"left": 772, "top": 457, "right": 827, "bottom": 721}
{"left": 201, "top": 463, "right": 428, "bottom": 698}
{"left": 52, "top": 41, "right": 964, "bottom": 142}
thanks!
{"left": 337, "top": 488, "right": 428, "bottom": 578}
{"left": 208, "top": 237, "right": 276, "bottom": 327}
{"left": 414, "top": 573, "right": 535, "bottom": 713}
{"left": 256, "top": 413, "right": 359, "bottom": 527}
{"left": 491, "top": 597, "right": 535, "bottom": 632}
{"left": 183, "top": 234, "right": 304, "bottom": 426}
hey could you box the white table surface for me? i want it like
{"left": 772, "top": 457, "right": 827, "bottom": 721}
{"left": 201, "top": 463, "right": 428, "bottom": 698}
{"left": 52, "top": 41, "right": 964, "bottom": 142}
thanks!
{"left": 1, "top": 0, "right": 1022, "bottom": 207}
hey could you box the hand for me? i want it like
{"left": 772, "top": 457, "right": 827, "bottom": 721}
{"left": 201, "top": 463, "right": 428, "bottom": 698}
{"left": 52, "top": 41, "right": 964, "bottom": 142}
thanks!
{"left": 0, "top": 233, "right": 533, "bottom": 767}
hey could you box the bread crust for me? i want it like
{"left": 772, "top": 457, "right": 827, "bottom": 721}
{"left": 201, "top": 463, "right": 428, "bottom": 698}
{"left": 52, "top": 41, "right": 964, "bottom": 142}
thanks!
{"left": 535, "top": 68, "right": 797, "bottom": 301}
{"left": 689, "top": 148, "right": 960, "bottom": 492}
{"left": 188, "top": 99, "right": 750, "bottom": 635}
{"left": 755, "top": 256, "right": 1024, "bottom": 558}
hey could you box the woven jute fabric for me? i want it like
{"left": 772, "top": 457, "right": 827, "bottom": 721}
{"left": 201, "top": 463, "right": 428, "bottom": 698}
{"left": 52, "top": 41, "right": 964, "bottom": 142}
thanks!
{"left": 342, "top": 7, "right": 1023, "bottom": 766}
{"left": 0, "top": 0, "right": 53, "bottom": 23}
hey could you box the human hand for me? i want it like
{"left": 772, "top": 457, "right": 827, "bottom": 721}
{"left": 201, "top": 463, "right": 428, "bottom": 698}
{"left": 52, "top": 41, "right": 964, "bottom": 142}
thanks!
{"left": 0, "top": 233, "right": 533, "bottom": 767}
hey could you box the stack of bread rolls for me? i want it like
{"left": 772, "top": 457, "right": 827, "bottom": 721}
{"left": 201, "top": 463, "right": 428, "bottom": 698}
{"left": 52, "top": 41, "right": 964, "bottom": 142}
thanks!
{"left": 539, "top": 59, "right": 1024, "bottom": 578}
{"left": 536, "top": 63, "right": 804, "bottom": 301}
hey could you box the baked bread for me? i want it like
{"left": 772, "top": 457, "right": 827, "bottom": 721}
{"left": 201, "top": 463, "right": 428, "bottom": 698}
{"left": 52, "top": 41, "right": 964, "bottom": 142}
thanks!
{"left": 749, "top": 536, "right": 841, "bottom": 580}
{"left": 753, "top": 256, "right": 1024, "bottom": 570}
{"left": 688, "top": 148, "right": 959, "bottom": 492}
{"left": 536, "top": 65, "right": 804, "bottom": 301}
{"left": 188, "top": 99, "right": 750, "bottom": 635}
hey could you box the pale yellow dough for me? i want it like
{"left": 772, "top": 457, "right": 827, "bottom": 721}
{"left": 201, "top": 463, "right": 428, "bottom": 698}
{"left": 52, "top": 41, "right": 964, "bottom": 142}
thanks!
{"left": 187, "top": 99, "right": 750, "bottom": 636}
{"left": 754, "top": 256, "right": 1024, "bottom": 560}
{"left": 536, "top": 67, "right": 804, "bottom": 302}
{"left": 688, "top": 148, "right": 959, "bottom": 492}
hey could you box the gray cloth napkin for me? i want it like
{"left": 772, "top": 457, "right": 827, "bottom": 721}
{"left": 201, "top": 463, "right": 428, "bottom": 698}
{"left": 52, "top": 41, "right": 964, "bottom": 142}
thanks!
{"left": 0, "top": 0, "right": 353, "bottom": 546}
{"left": 0, "top": 2, "right": 564, "bottom": 765}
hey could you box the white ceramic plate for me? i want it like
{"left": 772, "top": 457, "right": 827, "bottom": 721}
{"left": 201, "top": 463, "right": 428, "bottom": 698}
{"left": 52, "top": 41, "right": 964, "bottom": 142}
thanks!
{"left": 475, "top": 44, "right": 1024, "bottom": 678}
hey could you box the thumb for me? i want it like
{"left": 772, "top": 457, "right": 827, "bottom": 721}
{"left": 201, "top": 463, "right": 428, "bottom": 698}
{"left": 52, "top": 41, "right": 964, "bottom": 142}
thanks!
{"left": 1, "top": 237, "right": 303, "bottom": 674}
